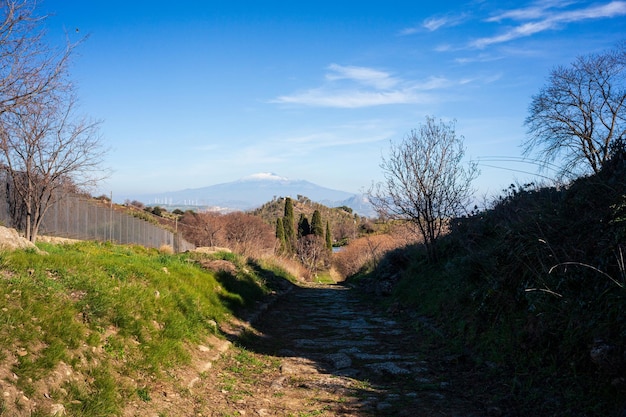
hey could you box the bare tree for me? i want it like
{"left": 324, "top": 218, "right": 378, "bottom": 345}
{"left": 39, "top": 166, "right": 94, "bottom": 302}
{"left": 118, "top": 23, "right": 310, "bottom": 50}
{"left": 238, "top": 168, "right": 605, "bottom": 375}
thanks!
{"left": 222, "top": 212, "right": 276, "bottom": 258}
{"left": 0, "top": 1, "right": 104, "bottom": 243}
{"left": 0, "top": 92, "right": 105, "bottom": 242}
{"left": 0, "top": 0, "right": 73, "bottom": 117}
{"left": 180, "top": 211, "right": 225, "bottom": 247}
{"left": 369, "top": 116, "right": 478, "bottom": 262}
{"left": 296, "top": 234, "right": 328, "bottom": 277}
{"left": 524, "top": 43, "right": 626, "bottom": 179}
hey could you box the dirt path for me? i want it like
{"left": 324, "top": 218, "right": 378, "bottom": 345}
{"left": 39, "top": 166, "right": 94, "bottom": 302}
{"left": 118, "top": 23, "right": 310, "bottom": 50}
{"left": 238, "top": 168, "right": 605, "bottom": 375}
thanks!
{"left": 187, "top": 282, "right": 491, "bottom": 417}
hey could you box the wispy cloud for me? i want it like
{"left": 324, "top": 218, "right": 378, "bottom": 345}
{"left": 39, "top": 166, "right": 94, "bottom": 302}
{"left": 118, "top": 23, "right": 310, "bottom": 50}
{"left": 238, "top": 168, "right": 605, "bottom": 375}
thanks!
{"left": 400, "top": 13, "right": 467, "bottom": 35}
{"left": 455, "top": 53, "right": 504, "bottom": 64}
{"left": 471, "top": 1, "right": 626, "bottom": 48}
{"left": 271, "top": 64, "right": 447, "bottom": 108}
{"left": 272, "top": 89, "right": 423, "bottom": 108}
{"left": 233, "top": 122, "right": 395, "bottom": 165}
{"left": 486, "top": 0, "right": 576, "bottom": 22}
{"left": 423, "top": 17, "right": 450, "bottom": 31}
{"left": 325, "top": 64, "right": 399, "bottom": 89}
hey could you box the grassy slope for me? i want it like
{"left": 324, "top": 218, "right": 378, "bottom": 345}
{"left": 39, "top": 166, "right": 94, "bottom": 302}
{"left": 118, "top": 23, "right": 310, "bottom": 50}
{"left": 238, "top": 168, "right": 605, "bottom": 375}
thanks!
{"left": 0, "top": 241, "right": 287, "bottom": 416}
{"left": 356, "top": 158, "right": 626, "bottom": 416}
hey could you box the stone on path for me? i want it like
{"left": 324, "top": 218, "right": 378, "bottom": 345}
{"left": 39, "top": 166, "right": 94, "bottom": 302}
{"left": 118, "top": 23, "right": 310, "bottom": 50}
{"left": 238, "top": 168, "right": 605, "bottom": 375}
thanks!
{"left": 325, "top": 352, "right": 352, "bottom": 369}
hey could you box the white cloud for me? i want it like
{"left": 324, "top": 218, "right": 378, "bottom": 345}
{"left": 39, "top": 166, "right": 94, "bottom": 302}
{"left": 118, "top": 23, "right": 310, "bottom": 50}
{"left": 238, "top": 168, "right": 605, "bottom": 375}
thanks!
{"left": 455, "top": 53, "right": 503, "bottom": 64}
{"left": 272, "top": 88, "right": 425, "bottom": 108}
{"left": 271, "top": 64, "right": 436, "bottom": 108}
{"left": 472, "top": 1, "right": 626, "bottom": 48}
{"left": 486, "top": 0, "right": 574, "bottom": 22}
{"left": 423, "top": 17, "right": 449, "bottom": 31}
{"left": 242, "top": 172, "right": 288, "bottom": 181}
{"left": 400, "top": 13, "right": 467, "bottom": 34}
{"left": 414, "top": 76, "right": 452, "bottom": 90}
{"left": 325, "top": 64, "right": 399, "bottom": 89}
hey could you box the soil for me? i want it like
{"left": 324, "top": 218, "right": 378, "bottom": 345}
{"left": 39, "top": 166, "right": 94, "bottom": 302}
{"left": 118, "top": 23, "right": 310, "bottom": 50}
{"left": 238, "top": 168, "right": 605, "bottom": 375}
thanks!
{"left": 128, "top": 281, "right": 503, "bottom": 417}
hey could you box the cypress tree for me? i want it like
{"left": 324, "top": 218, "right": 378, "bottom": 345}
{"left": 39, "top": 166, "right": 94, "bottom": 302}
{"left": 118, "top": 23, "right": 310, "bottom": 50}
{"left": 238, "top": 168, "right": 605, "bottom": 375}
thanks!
{"left": 311, "top": 209, "right": 323, "bottom": 237}
{"left": 276, "top": 217, "right": 286, "bottom": 254}
{"left": 325, "top": 221, "right": 332, "bottom": 250}
{"left": 283, "top": 197, "right": 295, "bottom": 252}
{"left": 298, "top": 213, "right": 310, "bottom": 238}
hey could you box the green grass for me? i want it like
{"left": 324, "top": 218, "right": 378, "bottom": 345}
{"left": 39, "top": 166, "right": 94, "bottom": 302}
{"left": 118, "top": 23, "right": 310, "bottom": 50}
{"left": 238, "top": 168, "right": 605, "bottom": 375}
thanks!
{"left": 0, "top": 241, "right": 280, "bottom": 416}
{"left": 312, "top": 271, "right": 336, "bottom": 284}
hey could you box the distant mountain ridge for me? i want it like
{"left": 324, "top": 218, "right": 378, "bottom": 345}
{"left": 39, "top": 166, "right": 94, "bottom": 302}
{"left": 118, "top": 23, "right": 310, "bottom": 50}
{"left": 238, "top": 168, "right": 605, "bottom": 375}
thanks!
{"left": 130, "top": 173, "right": 375, "bottom": 216}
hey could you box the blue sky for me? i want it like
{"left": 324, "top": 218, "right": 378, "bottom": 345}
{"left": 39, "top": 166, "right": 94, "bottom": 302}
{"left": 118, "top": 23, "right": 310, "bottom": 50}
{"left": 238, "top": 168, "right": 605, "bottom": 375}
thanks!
{"left": 41, "top": 1, "right": 626, "bottom": 200}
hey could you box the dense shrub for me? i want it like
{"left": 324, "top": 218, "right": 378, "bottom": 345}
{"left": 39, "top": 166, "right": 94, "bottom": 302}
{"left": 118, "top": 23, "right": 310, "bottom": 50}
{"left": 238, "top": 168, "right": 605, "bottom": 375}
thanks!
{"left": 372, "top": 159, "right": 626, "bottom": 415}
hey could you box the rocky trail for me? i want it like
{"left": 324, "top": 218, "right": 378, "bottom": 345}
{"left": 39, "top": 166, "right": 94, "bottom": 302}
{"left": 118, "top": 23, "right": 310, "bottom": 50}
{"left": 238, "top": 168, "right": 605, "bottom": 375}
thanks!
{"left": 186, "top": 282, "right": 499, "bottom": 417}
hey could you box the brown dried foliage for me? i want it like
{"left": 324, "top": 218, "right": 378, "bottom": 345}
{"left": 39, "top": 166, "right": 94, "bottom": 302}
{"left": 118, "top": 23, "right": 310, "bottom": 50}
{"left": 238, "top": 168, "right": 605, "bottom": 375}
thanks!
{"left": 180, "top": 211, "right": 276, "bottom": 258}
{"left": 333, "top": 223, "right": 417, "bottom": 279}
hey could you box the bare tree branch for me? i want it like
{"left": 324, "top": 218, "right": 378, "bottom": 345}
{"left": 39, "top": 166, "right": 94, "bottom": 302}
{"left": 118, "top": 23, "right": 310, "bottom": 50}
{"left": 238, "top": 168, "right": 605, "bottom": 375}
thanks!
{"left": 369, "top": 116, "right": 478, "bottom": 263}
{"left": 524, "top": 44, "right": 626, "bottom": 179}
{"left": 0, "top": 1, "right": 107, "bottom": 242}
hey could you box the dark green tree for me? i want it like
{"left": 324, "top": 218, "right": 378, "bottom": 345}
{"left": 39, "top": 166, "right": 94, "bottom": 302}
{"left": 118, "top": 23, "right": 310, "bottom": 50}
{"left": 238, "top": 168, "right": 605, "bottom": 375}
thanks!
{"left": 325, "top": 221, "right": 332, "bottom": 250}
{"left": 275, "top": 217, "right": 286, "bottom": 254}
{"left": 311, "top": 209, "right": 323, "bottom": 237}
{"left": 283, "top": 197, "right": 296, "bottom": 252}
{"left": 298, "top": 214, "right": 310, "bottom": 238}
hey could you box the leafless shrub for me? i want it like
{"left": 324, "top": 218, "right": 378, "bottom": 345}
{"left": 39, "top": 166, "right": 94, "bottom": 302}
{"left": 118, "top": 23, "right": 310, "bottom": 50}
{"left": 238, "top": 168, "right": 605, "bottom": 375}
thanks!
{"left": 296, "top": 235, "right": 329, "bottom": 277}
{"left": 222, "top": 212, "right": 276, "bottom": 258}
{"left": 180, "top": 211, "right": 276, "bottom": 259}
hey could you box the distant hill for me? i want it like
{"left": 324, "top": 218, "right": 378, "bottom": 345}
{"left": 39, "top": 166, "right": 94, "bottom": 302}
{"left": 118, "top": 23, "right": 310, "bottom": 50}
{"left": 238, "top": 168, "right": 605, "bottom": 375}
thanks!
{"left": 128, "top": 173, "right": 376, "bottom": 217}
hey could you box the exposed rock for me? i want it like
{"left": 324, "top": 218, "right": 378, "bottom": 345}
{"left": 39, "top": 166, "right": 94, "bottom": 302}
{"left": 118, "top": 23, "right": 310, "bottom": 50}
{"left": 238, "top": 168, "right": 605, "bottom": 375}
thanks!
{"left": 270, "top": 376, "right": 287, "bottom": 390}
{"left": 325, "top": 352, "right": 352, "bottom": 369}
{"left": 365, "top": 361, "right": 411, "bottom": 376}
{"left": 50, "top": 403, "right": 66, "bottom": 416}
{"left": 0, "top": 226, "right": 44, "bottom": 253}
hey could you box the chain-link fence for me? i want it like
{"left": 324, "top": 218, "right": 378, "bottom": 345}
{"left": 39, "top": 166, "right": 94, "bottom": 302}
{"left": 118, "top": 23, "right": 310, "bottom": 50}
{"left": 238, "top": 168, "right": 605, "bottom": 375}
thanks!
{"left": 0, "top": 191, "right": 195, "bottom": 253}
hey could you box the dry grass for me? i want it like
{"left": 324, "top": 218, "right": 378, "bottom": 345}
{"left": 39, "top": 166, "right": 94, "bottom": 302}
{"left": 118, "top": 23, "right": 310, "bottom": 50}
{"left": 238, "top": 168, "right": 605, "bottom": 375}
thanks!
{"left": 158, "top": 244, "right": 174, "bottom": 254}
{"left": 333, "top": 224, "right": 417, "bottom": 279}
{"left": 264, "top": 255, "right": 307, "bottom": 281}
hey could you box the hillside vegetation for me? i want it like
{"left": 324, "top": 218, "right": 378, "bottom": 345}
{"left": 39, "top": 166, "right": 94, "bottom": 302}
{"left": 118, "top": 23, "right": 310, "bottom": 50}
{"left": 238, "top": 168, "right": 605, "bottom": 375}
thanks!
{"left": 251, "top": 195, "right": 370, "bottom": 246}
{"left": 0, "top": 241, "right": 291, "bottom": 416}
{"left": 353, "top": 152, "right": 626, "bottom": 415}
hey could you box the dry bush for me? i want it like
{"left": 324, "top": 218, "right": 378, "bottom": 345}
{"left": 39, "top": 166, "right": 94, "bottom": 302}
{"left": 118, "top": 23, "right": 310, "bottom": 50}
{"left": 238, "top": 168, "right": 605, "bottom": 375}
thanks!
{"left": 296, "top": 235, "right": 329, "bottom": 275}
{"left": 222, "top": 212, "right": 276, "bottom": 258}
{"left": 180, "top": 211, "right": 225, "bottom": 247}
{"left": 158, "top": 244, "right": 174, "bottom": 255}
{"left": 333, "top": 223, "right": 417, "bottom": 279}
{"left": 180, "top": 211, "right": 276, "bottom": 259}
{"left": 269, "top": 256, "right": 308, "bottom": 281}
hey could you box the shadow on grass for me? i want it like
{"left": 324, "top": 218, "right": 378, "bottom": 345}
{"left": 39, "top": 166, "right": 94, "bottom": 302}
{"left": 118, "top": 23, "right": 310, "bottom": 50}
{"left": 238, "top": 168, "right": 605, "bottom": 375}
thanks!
{"left": 215, "top": 260, "right": 296, "bottom": 320}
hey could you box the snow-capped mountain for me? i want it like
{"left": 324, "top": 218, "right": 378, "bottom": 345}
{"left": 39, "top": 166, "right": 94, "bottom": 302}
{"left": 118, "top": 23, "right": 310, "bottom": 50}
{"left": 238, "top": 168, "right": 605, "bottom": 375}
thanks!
{"left": 130, "top": 173, "right": 375, "bottom": 216}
